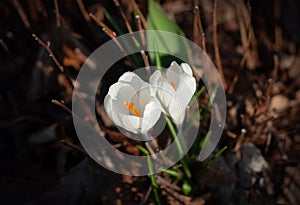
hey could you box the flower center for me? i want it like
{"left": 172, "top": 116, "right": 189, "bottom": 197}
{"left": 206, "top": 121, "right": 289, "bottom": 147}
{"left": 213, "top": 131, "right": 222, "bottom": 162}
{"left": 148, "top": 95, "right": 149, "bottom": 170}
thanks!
{"left": 124, "top": 101, "right": 141, "bottom": 117}
{"left": 170, "top": 81, "right": 177, "bottom": 90}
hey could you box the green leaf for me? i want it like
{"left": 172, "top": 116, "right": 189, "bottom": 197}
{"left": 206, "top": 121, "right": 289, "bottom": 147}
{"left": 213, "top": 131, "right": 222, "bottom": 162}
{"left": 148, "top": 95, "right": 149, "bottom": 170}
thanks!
{"left": 204, "top": 146, "right": 228, "bottom": 168}
{"left": 147, "top": 0, "right": 190, "bottom": 67}
{"left": 160, "top": 168, "right": 183, "bottom": 180}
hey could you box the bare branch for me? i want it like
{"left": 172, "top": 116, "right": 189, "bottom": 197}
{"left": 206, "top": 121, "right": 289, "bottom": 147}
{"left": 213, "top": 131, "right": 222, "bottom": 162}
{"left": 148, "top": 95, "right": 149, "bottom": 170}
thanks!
{"left": 53, "top": 0, "right": 61, "bottom": 28}
{"left": 76, "top": 0, "right": 91, "bottom": 22}
{"left": 212, "top": 0, "right": 227, "bottom": 89}
{"left": 32, "top": 34, "right": 64, "bottom": 72}
{"left": 12, "top": 0, "right": 31, "bottom": 29}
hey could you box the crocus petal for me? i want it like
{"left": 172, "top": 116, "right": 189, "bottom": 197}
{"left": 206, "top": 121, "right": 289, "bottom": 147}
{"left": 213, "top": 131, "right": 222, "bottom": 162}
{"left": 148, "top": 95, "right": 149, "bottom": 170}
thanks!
{"left": 150, "top": 71, "right": 175, "bottom": 112}
{"left": 118, "top": 72, "right": 144, "bottom": 90}
{"left": 169, "top": 102, "right": 186, "bottom": 125}
{"left": 106, "top": 82, "right": 135, "bottom": 101}
{"left": 166, "top": 62, "right": 194, "bottom": 86}
{"left": 137, "top": 82, "right": 152, "bottom": 111}
{"left": 104, "top": 82, "right": 138, "bottom": 128}
{"left": 104, "top": 71, "right": 163, "bottom": 134}
{"left": 166, "top": 62, "right": 182, "bottom": 86}
{"left": 149, "top": 62, "right": 196, "bottom": 125}
{"left": 168, "top": 61, "right": 184, "bottom": 76}
{"left": 118, "top": 84, "right": 138, "bottom": 104}
{"left": 149, "top": 70, "right": 161, "bottom": 86}
{"left": 180, "top": 63, "right": 193, "bottom": 76}
{"left": 119, "top": 114, "right": 141, "bottom": 134}
{"left": 175, "top": 73, "right": 196, "bottom": 110}
{"left": 141, "top": 99, "right": 162, "bottom": 133}
{"left": 104, "top": 97, "right": 125, "bottom": 128}
{"left": 103, "top": 95, "right": 114, "bottom": 123}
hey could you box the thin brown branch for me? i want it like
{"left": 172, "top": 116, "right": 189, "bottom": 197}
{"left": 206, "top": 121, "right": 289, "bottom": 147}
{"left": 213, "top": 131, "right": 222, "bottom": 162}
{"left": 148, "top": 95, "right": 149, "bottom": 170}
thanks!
{"left": 0, "top": 39, "right": 8, "bottom": 53}
{"left": 131, "top": 0, "right": 148, "bottom": 29}
{"left": 228, "top": 1, "right": 258, "bottom": 94}
{"left": 162, "top": 185, "right": 193, "bottom": 204}
{"left": 145, "top": 142, "right": 157, "bottom": 159}
{"left": 193, "top": 1, "right": 206, "bottom": 52}
{"left": 140, "top": 185, "right": 152, "bottom": 204}
{"left": 52, "top": 98, "right": 101, "bottom": 138}
{"left": 52, "top": 100, "right": 72, "bottom": 114}
{"left": 27, "top": 0, "right": 38, "bottom": 22}
{"left": 274, "top": 0, "right": 282, "bottom": 52}
{"left": 235, "top": 0, "right": 259, "bottom": 69}
{"left": 53, "top": 0, "right": 61, "bottom": 28}
{"left": 236, "top": 1, "right": 256, "bottom": 70}
{"left": 193, "top": 0, "right": 200, "bottom": 46}
{"left": 76, "top": 0, "right": 91, "bottom": 22}
{"left": 89, "top": 13, "right": 113, "bottom": 33}
{"left": 212, "top": 0, "right": 227, "bottom": 89}
{"left": 246, "top": 3, "right": 259, "bottom": 67}
{"left": 114, "top": 0, "right": 133, "bottom": 34}
{"left": 12, "top": 0, "right": 31, "bottom": 29}
{"left": 236, "top": 8, "right": 249, "bottom": 62}
{"left": 136, "top": 15, "right": 146, "bottom": 46}
{"left": 89, "top": 13, "right": 125, "bottom": 53}
{"left": 33, "top": 34, "right": 74, "bottom": 95}
{"left": 140, "top": 50, "right": 150, "bottom": 68}
{"left": 156, "top": 175, "right": 181, "bottom": 192}
{"left": 32, "top": 34, "right": 64, "bottom": 72}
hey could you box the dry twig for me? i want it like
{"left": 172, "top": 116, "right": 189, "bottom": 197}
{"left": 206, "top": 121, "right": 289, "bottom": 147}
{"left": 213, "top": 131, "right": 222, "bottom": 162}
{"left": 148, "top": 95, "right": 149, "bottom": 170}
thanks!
{"left": 274, "top": 0, "right": 283, "bottom": 52}
{"left": 89, "top": 13, "right": 125, "bottom": 53}
{"left": 193, "top": 0, "right": 206, "bottom": 52}
{"left": 114, "top": 0, "right": 133, "bottom": 34}
{"left": 266, "top": 55, "right": 279, "bottom": 103}
{"left": 212, "top": 0, "right": 227, "bottom": 89}
{"left": 76, "top": 0, "right": 91, "bottom": 22}
{"left": 12, "top": 0, "right": 31, "bottom": 29}
{"left": 136, "top": 15, "right": 146, "bottom": 46}
{"left": 130, "top": 0, "right": 147, "bottom": 29}
{"left": 140, "top": 50, "right": 150, "bottom": 69}
{"left": 32, "top": 34, "right": 64, "bottom": 72}
{"left": 53, "top": 0, "right": 61, "bottom": 28}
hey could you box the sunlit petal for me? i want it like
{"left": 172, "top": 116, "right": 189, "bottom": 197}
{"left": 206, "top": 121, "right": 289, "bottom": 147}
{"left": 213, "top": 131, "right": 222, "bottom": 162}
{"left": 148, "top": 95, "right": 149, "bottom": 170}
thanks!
{"left": 119, "top": 114, "right": 141, "bottom": 134}
{"left": 141, "top": 99, "right": 162, "bottom": 133}
{"left": 104, "top": 71, "right": 162, "bottom": 134}
{"left": 118, "top": 71, "right": 144, "bottom": 90}
{"left": 180, "top": 63, "right": 193, "bottom": 76}
{"left": 150, "top": 61, "right": 196, "bottom": 125}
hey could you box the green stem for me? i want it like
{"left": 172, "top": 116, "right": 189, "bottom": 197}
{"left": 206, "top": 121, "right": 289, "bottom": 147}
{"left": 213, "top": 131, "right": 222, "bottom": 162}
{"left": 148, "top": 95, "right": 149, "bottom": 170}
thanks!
{"left": 204, "top": 146, "right": 227, "bottom": 168}
{"left": 190, "top": 86, "right": 218, "bottom": 159}
{"left": 153, "top": 38, "right": 162, "bottom": 71}
{"left": 160, "top": 168, "right": 183, "bottom": 180}
{"left": 199, "top": 131, "right": 212, "bottom": 149}
{"left": 188, "top": 86, "right": 205, "bottom": 107}
{"left": 164, "top": 115, "right": 192, "bottom": 180}
{"left": 103, "top": 8, "right": 123, "bottom": 35}
{"left": 136, "top": 145, "right": 161, "bottom": 204}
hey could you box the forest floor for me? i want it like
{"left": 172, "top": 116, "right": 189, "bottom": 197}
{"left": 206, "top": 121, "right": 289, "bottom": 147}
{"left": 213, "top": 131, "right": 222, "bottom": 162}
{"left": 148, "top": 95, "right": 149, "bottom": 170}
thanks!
{"left": 0, "top": 0, "right": 300, "bottom": 204}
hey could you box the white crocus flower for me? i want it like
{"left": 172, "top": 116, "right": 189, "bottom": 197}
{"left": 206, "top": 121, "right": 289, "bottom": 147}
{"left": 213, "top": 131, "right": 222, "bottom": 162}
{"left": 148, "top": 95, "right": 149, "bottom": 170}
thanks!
{"left": 150, "top": 61, "right": 196, "bottom": 125}
{"left": 104, "top": 72, "right": 161, "bottom": 134}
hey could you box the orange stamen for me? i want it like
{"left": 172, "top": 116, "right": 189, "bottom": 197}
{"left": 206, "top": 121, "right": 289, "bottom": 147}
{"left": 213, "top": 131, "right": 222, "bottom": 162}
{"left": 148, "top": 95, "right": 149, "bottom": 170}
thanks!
{"left": 124, "top": 101, "right": 141, "bottom": 117}
{"left": 170, "top": 81, "right": 177, "bottom": 90}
